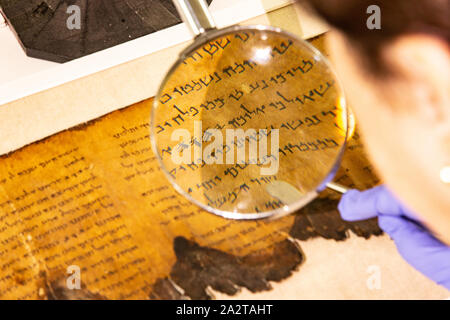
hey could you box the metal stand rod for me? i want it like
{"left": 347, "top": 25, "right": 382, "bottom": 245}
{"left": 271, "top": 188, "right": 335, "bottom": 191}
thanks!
{"left": 173, "top": 0, "right": 216, "bottom": 36}
{"left": 326, "top": 182, "right": 350, "bottom": 194}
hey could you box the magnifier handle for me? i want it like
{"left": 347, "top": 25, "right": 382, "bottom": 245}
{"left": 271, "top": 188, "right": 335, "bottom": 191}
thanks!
{"left": 173, "top": 0, "right": 216, "bottom": 36}
{"left": 326, "top": 182, "right": 350, "bottom": 194}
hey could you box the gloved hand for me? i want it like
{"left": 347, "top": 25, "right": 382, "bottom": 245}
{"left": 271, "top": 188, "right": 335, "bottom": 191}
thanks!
{"left": 338, "top": 185, "right": 450, "bottom": 290}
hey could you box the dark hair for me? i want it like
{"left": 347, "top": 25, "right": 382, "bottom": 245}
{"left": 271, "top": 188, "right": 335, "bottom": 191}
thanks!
{"left": 306, "top": 0, "right": 450, "bottom": 71}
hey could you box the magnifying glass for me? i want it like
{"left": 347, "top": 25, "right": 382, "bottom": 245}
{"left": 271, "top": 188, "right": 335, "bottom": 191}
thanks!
{"left": 151, "top": 0, "right": 351, "bottom": 220}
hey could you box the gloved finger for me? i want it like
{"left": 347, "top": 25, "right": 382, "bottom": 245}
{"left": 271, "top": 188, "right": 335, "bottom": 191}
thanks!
{"left": 375, "top": 188, "right": 420, "bottom": 221}
{"left": 373, "top": 186, "right": 404, "bottom": 215}
{"left": 338, "top": 185, "right": 409, "bottom": 221}
{"left": 379, "top": 215, "right": 450, "bottom": 290}
{"left": 338, "top": 185, "right": 390, "bottom": 221}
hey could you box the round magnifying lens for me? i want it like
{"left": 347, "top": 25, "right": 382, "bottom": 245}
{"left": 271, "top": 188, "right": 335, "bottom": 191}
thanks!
{"left": 151, "top": 25, "right": 348, "bottom": 219}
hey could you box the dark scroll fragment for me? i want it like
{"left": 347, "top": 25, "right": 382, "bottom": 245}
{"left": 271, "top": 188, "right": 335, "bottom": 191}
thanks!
{"left": 0, "top": 0, "right": 212, "bottom": 62}
{"left": 289, "top": 197, "right": 383, "bottom": 241}
{"left": 151, "top": 197, "right": 382, "bottom": 300}
{"left": 150, "top": 237, "right": 303, "bottom": 300}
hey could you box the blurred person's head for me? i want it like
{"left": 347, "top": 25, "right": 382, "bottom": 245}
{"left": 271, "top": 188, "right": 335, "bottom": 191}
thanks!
{"left": 306, "top": 0, "right": 450, "bottom": 242}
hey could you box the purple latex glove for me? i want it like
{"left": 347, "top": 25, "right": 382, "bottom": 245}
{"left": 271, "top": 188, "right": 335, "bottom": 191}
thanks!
{"left": 338, "top": 185, "right": 450, "bottom": 290}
